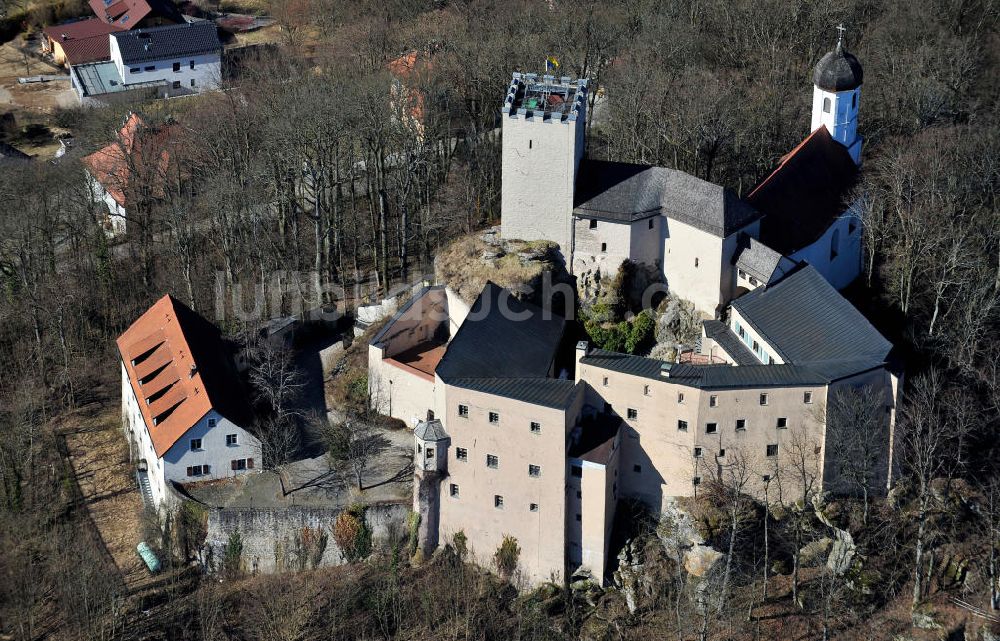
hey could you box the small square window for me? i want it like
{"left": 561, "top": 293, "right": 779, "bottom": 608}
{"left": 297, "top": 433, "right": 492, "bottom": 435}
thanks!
{"left": 776, "top": 417, "right": 787, "bottom": 429}
{"left": 456, "top": 447, "right": 468, "bottom": 461}
{"left": 190, "top": 438, "right": 202, "bottom": 450}
{"left": 528, "top": 464, "right": 541, "bottom": 477}
{"left": 759, "top": 393, "right": 769, "bottom": 406}
{"left": 766, "top": 444, "right": 778, "bottom": 457}
{"left": 450, "top": 483, "right": 459, "bottom": 497}
{"left": 762, "top": 474, "right": 771, "bottom": 482}
{"left": 693, "top": 477, "right": 702, "bottom": 486}
{"left": 173, "top": 62, "right": 181, "bottom": 72}
{"left": 709, "top": 395, "right": 718, "bottom": 407}
{"left": 749, "top": 276, "right": 758, "bottom": 286}
{"left": 804, "top": 391, "right": 813, "bottom": 404}
{"left": 189, "top": 60, "right": 195, "bottom": 69}
{"left": 601, "top": 242, "right": 607, "bottom": 253}
{"left": 678, "top": 392, "right": 685, "bottom": 403}
{"left": 488, "top": 411, "right": 499, "bottom": 424}
{"left": 494, "top": 495, "right": 504, "bottom": 508}
{"left": 426, "top": 448, "right": 434, "bottom": 459}
{"left": 633, "top": 464, "right": 642, "bottom": 474}
{"left": 232, "top": 458, "right": 247, "bottom": 470}
{"left": 458, "top": 404, "right": 469, "bottom": 418}
{"left": 190, "top": 78, "right": 196, "bottom": 87}
{"left": 144, "top": 65, "right": 154, "bottom": 71}
{"left": 694, "top": 447, "right": 703, "bottom": 458}
{"left": 226, "top": 434, "right": 238, "bottom": 446}
{"left": 486, "top": 454, "right": 498, "bottom": 469}
{"left": 529, "top": 503, "right": 539, "bottom": 512}
{"left": 738, "top": 269, "right": 746, "bottom": 279}
{"left": 627, "top": 408, "right": 638, "bottom": 420}
{"left": 736, "top": 419, "right": 746, "bottom": 431}
{"left": 589, "top": 219, "right": 597, "bottom": 229}
{"left": 208, "top": 418, "right": 217, "bottom": 428}
{"left": 172, "top": 80, "right": 181, "bottom": 89}
{"left": 719, "top": 448, "right": 726, "bottom": 457}
{"left": 706, "top": 422, "right": 718, "bottom": 434}
{"left": 530, "top": 421, "right": 541, "bottom": 434}
{"left": 678, "top": 420, "right": 688, "bottom": 431}
{"left": 571, "top": 465, "right": 583, "bottom": 478}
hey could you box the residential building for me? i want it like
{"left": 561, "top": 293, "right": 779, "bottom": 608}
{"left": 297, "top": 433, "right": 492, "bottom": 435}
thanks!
{"left": 117, "top": 295, "right": 259, "bottom": 510}
{"left": 71, "top": 20, "right": 222, "bottom": 105}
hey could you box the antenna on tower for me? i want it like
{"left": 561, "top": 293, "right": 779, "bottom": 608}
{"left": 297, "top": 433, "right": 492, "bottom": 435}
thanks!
{"left": 836, "top": 23, "right": 847, "bottom": 50}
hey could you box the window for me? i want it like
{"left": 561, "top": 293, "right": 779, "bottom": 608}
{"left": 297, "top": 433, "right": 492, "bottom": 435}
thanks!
{"left": 706, "top": 422, "right": 718, "bottom": 434}
{"left": 231, "top": 458, "right": 253, "bottom": 470}
{"left": 186, "top": 465, "right": 207, "bottom": 476}
{"left": 762, "top": 474, "right": 771, "bottom": 482}
{"left": 130, "top": 67, "right": 140, "bottom": 73}
{"left": 494, "top": 495, "right": 504, "bottom": 509}
{"left": 627, "top": 408, "right": 638, "bottom": 420}
{"left": 753, "top": 340, "right": 760, "bottom": 352}
{"left": 603, "top": 377, "right": 609, "bottom": 387}
{"left": 719, "top": 448, "right": 726, "bottom": 457}
{"left": 528, "top": 464, "right": 541, "bottom": 477}
{"left": 633, "top": 464, "right": 642, "bottom": 473}
{"left": 693, "top": 477, "right": 702, "bottom": 486}
{"left": 190, "top": 438, "right": 202, "bottom": 450}
{"left": 530, "top": 421, "right": 541, "bottom": 434}
{"left": 601, "top": 242, "right": 607, "bottom": 253}
{"left": 648, "top": 218, "right": 654, "bottom": 230}
{"left": 488, "top": 411, "right": 499, "bottom": 424}
{"left": 776, "top": 417, "right": 787, "bottom": 429}
{"left": 694, "top": 447, "right": 703, "bottom": 458}
{"left": 709, "top": 395, "right": 718, "bottom": 407}
{"left": 450, "top": 483, "right": 459, "bottom": 497}
{"left": 737, "top": 324, "right": 746, "bottom": 340}
{"left": 678, "top": 420, "right": 688, "bottom": 431}
{"left": 530, "top": 503, "right": 539, "bottom": 512}
{"left": 190, "top": 78, "right": 196, "bottom": 87}
{"left": 189, "top": 60, "right": 195, "bottom": 69}
{"left": 426, "top": 448, "right": 434, "bottom": 459}
{"left": 571, "top": 465, "right": 583, "bottom": 478}
{"left": 830, "top": 229, "right": 840, "bottom": 260}
{"left": 766, "top": 444, "right": 778, "bottom": 458}
{"left": 226, "top": 434, "right": 238, "bottom": 446}
{"left": 736, "top": 419, "right": 746, "bottom": 431}
{"left": 528, "top": 139, "right": 533, "bottom": 149}
{"left": 144, "top": 65, "right": 154, "bottom": 71}
{"left": 416, "top": 443, "right": 422, "bottom": 454}
{"left": 759, "top": 393, "right": 769, "bottom": 406}
{"left": 694, "top": 257, "right": 699, "bottom": 267}
{"left": 768, "top": 355, "right": 775, "bottom": 365}
{"left": 172, "top": 80, "right": 181, "bottom": 89}
{"left": 589, "top": 219, "right": 597, "bottom": 229}
{"left": 486, "top": 454, "right": 498, "bottom": 469}
{"left": 173, "top": 62, "right": 181, "bottom": 72}
{"left": 678, "top": 392, "right": 685, "bottom": 403}
{"left": 458, "top": 404, "right": 469, "bottom": 418}
{"left": 456, "top": 447, "right": 468, "bottom": 461}
{"left": 749, "top": 276, "right": 758, "bottom": 286}
{"left": 208, "top": 418, "right": 217, "bottom": 428}
{"left": 823, "top": 96, "right": 831, "bottom": 113}
{"left": 804, "top": 391, "right": 813, "bottom": 404}
{"left": 738, "top": 269, "right": 746, "bottom": 279}
{"left": 643, "top": 385, "right": 650, "bottom": 396}
{"left": 852, "top": 92, "right": 857, "bottom": 108}
{"left": 576, "top": 490, "right": 582, "bottom": 499}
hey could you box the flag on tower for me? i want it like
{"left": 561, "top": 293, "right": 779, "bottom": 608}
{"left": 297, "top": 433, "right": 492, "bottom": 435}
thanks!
{"left": 545, "top": 56, "right": 559, "bottom": 71}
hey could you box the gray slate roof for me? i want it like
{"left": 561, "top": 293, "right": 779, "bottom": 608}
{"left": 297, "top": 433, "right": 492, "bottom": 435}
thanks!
{"left": 113, "top": 21, "right": 220, "bottom": 65}
{"left": 579, "top": 348, "right": 828, "bottom": 389}
{"left": 435, "top": 282, "right": 565, "bottom": 382}
{"left": 814, "top": 43, "right": 864, "bottom": 92}
{"left": 703, "top": 320, "right": 758, "bottom": 366}
{"left": 573, "top": 159, "right": 760, "bottom": 236}
{"left": 414, "top": 419, "right": 448, "bottom": 441}
{"left": 731, "top": 265, "right": 891, "bottom": 379}
{"left": 733, "top": 234, "right": 788, "bottom": 283}
{"left": 446, "top": 377, "right": 580, "bottom": 409}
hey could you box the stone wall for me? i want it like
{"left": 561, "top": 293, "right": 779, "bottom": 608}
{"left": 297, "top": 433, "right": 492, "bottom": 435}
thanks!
{"left": 204, "top": 501, "right": 409, "bottom": 574}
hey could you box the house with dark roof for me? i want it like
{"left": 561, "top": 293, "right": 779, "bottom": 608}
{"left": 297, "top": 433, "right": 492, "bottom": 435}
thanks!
{"left": 118, "top": 295, "right": 259, "bottom": 509}
{"left": 71, "top": 20, "right": 221, "bottom": 104}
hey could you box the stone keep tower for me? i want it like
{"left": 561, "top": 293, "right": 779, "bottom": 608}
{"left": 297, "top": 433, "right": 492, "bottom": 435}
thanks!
{"left": 412, "top": 419, "right": 449, "bottom": 557}
{"left": 811, "top": 27, "right": 864, "bottom": 165}
{"left": 500, "top": 73, "right": 588, "bottom": 255}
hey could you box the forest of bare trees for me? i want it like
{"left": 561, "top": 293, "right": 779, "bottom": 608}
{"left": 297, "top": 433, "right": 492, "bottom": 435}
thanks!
{"left": 0, "top": 0, "right": 997, "bottom": 638}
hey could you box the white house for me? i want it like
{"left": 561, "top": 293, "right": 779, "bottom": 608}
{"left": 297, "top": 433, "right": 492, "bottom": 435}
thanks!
{"left": 71, "top": 20, "right": 222, "bottom": 104}
{"left": 117, "top": 294, "right": 260, "bottom": 510}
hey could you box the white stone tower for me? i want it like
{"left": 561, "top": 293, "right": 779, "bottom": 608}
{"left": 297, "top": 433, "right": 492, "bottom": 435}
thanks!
{"left": 500, "top": 73, "right": 588, "bottom": 255}
{"left": 412, "top": 419, "right": 449, "bottom": 557}
{"left": 811, "top": 26, "right": 864, "bottom": 165}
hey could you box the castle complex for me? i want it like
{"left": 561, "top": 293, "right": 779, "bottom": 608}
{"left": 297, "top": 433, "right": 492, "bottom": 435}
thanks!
{"left": 368, "top": 35, "right": 900, "bottom": 585}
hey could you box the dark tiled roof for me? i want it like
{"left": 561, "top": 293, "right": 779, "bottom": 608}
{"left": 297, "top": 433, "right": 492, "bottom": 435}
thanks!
{"left": 749, "top": 126, "right": 858, "bottom": 255}
{"left": 574, "top": 159, "right": 760, "bottom": 236}
{"left": 414, "top": 419, "right": 448, "bottom": 441}
{"left": 435, "top": 282, "right": 565, "bottom": 382}
{"left": 446, "top": 377, "right": 580, "bottom": 409}
{"left": 814, "top": 43, "right": 864, "bottom": 92}
{"left": 579, "top": 348, "right": 827, "bottom": 389}
{"left": 568, "top": 414, "right": 621, "bottom": 464}
{"left": 730, "top": 265, "right": 891, "bottom": 379}
{"left": 733, "top": 234, "right": 790, "bottom": 283}
{"left": 703, "top": 320, "right": 758, "bottom": 366}
{"left": 113, "top": 20, "right": 220, "bottom": 65}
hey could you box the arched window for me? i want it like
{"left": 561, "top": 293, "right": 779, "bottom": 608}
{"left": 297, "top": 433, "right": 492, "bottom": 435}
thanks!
{"left": 830, "top": 229, "right": 840, "bottom": 260}
{"left": 823, "top": 96, "right": 831, "bottom": 113}
{"left": 852, "top": 92, "right": 857, "bottom": 108}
